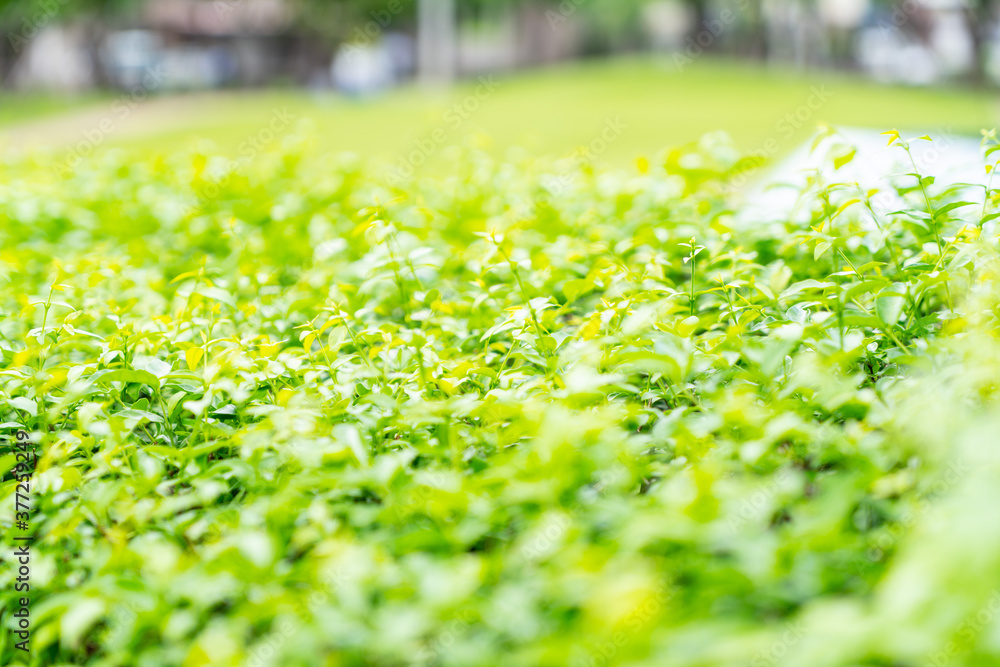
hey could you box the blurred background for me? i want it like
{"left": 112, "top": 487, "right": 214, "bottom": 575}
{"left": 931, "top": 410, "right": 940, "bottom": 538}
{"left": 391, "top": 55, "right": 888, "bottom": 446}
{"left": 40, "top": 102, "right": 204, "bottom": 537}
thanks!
{"left": 0, "top": 0, "right": 997, "bottom": 169}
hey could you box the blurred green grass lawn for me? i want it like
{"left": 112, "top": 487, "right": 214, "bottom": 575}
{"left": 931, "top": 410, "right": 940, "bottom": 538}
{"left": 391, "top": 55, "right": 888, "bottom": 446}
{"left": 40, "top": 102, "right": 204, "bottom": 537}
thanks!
{"left": 1, "top": 57, "right": 996, "bottom": 168}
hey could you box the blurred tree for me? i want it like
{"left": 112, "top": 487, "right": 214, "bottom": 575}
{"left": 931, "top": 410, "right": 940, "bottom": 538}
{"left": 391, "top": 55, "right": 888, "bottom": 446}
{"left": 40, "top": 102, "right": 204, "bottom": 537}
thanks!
{"left": 289, "top": 0, "right": 451, "bottom": 82}
{"left": 417, "top": 0, "right": 456, "bottom": 83}
{"left": 6, "top": 0, "right": 994, "bottom": 89}
{"left": 0, "top": 0, "right": 138, "bottom": 84}
{"left": 683, "top": 0, "right": 707, "bottom": 36}
{"left": 866, "top": 0, "right": 998, "bottom": 84}
{"left": 966, "top": 0, "right": 1000, "bottom": 83}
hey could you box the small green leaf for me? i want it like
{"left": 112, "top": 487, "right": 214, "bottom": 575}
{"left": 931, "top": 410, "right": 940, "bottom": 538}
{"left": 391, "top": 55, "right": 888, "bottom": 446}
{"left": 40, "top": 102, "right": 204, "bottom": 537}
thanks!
{"left": 563, "top": 279, "right": 593, "bottom": 302}
{"left": 61, "top": 599, "right": 106, "bottom": 650}
{"left": 8, "top": 397, "right": 36, "bottom": 416}
{"left": 833, "top": 149, "right": 856, "bottom": 170}
{"left": 95, "top": 369, "right": 161, "bottom": 391}
{"left": 876, "top": 294, "right": 906, "bottom": 326}
{"left": 814, "top": 241, "right": 833, "bottom": 261}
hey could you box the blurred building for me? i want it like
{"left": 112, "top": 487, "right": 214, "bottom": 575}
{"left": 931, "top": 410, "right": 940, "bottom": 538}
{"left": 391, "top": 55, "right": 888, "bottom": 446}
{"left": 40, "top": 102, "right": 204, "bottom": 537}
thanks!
{"left": 116, "top": 0, "right": 293, "bottom": 89}
{"left": 9, "top": 25, "right": 95, "bottom": 91}
{"left": 855, "top": 0, "right": 977, "bottom": 85}
{"left": 8, "top": 0, "right": 296, "bottom": 91}
{"left": 2, "top": 0, "right": 998, "bottom": 93}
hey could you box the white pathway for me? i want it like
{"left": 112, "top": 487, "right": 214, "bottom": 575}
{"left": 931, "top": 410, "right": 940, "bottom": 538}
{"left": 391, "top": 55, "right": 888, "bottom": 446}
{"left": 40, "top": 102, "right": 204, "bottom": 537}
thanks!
{"left": 742, "top": 126, "right": 989, "bottom": 222}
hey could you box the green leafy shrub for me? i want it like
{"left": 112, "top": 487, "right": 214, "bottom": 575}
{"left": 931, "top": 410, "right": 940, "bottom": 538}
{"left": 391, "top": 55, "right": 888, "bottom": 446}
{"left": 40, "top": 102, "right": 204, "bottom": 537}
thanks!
{"left": 3, "top": 129, "right": 1000, "bottom": 666}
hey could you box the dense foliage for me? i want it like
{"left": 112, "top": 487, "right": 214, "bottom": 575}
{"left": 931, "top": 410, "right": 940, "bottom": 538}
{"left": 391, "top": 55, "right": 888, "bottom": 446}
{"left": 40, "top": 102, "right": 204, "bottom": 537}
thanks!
{"left": 3, "top": 129, "right": 1000, "bottom": 666}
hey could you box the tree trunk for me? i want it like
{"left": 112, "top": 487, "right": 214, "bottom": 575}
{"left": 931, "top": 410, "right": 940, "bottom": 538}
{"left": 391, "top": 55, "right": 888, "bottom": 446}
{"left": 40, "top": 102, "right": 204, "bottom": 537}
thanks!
{"left": 686, "top": 0, "right": 708, "bottom": 43}
{"left": 417, "top": 0, "right": 456, "bottom": 85}
{"left": 964, "top": 5, "right": 990, "bottom": 85}
{"left": 85, "top": 19, "right": 112, "bottom": 89}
